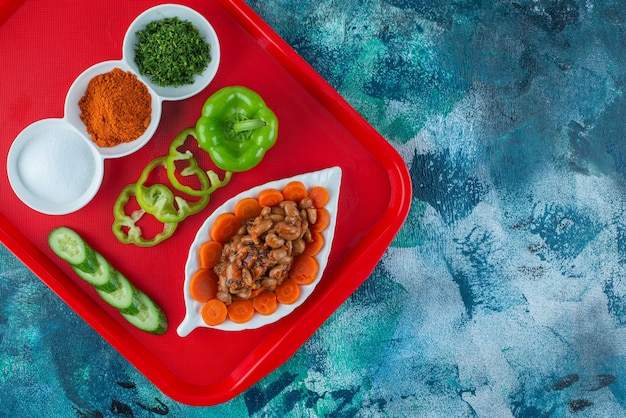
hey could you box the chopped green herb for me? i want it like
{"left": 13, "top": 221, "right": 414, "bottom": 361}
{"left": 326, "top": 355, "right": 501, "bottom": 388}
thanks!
{"left": 134, "top": 17, "right": 211, "bottom": 87}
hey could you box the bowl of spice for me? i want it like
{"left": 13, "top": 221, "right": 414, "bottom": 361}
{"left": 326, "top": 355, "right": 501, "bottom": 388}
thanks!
{"left": 122, "top": 3, "right": 220, "bottom": 101}
{"left": 65, "top": 60, "right": 162, "bottom": 159}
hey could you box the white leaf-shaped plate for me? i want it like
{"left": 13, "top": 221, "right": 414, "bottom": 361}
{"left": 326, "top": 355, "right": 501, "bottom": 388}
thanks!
{"left": 177, "top": 166, "right": 342, "bottom": 335}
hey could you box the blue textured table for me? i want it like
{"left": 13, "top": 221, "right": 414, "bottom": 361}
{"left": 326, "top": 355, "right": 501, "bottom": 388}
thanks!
{"left": 3, "top": 0, "right": 626, "bottom": 416}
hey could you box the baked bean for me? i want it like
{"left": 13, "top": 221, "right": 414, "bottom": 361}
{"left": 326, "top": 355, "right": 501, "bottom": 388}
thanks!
{"left": 271, "top": 206, "right": 286, "bottom": 216}
{"left": 299, "top": 197, "right": 314, "bottom": 209}
{"left": 261, "top": 277, "right": 278, "bottom": 291}
{"left": 274, "top": 222, "right": 300, "bottom": 240}
{"left": 307, "top": 207, "right": 317, "bottom": 224}
{"left": 236, "top": 288, "right": 252, "bottom": 299}
{"left": 248, "top": 218, "right": 273, "bottom": 236}
{"left": 213, "top": 199, "right": 313, "bottom": 304}
{"left": 265, "top": 233, "right": 284, "bottom": 248}
{"left": 217, "top": 291, "right": 232, "bottom": 305}
{"left": 242, "top": 268, "right": 254, "bottom": 286}
{"left": 292, "top": 239, "right": 306, "bottom": 256}
{"left": 269, "top": 213, "right": 285, "bottom": 223}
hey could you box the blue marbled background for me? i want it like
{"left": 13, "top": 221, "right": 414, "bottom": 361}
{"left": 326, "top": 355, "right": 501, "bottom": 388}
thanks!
{"left": 3, "top": 0, "right": 626, "bottom": 416}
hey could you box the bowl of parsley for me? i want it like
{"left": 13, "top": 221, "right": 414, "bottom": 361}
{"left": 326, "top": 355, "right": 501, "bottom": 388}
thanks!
{"left": 122, "top": 4, "right": 220, "bottom": 101}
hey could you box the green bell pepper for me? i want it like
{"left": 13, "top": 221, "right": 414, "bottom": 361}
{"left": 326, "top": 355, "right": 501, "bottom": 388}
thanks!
{"left": 135, "top": 156, "right": 210, "bottom": 223}
{"left": 165, "top": 128, "right": 232, "bottom": 196}
{"left": 196, "top": 86, "right": 278, "bottom": 172}
{"left": 112, "top": 184, "right": 178, "bottom": 247}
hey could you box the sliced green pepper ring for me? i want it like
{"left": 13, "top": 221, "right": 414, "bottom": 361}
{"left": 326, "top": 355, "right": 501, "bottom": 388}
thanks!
{"left": 112, "top": 184, "right": 178, "bottom": 247}
{"left": 136, "top": 156, "right": 210, "bottom": 223}
{"left": 166, "top": 128, "right": 232, "bottom": 197}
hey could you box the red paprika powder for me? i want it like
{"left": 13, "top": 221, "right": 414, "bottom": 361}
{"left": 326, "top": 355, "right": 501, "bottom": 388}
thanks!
{"left": 79, "top": 68, "right": 152, "bottom": 147}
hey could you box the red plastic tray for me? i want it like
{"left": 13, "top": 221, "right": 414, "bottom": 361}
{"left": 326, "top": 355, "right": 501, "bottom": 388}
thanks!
{"left": 0, "top": 0, "right": 411, "bottom": 406}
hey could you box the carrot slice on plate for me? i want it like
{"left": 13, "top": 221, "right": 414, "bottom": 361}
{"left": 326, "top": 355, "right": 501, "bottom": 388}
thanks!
{"left": 275, "top": 279, "right": 301, "bottom": 305}
{"left": 209, "top": 212, "right": 241, "bottom": 243}
{"left": 228, "top": 299, "right": 255, "bottom": 323}
{"left": 201, "top": 299, "right": 228, "bottom": 326}
{"left": 234, "top": 197, "right": 262, "bottom": 221}
{"left": 198, "top": 240, "right": 223, "bottom": 269}
{"left": 289, "top": 254, "right": 319, "bottom": 285}
{"left": 189, "top": 269, "right": 219, "bottom": 302}
{"left": 310, "top": 207, "right": 330, "bottom": 233}
{"left": 282, "top": 181, "right": 307, "bottom": 202}
{"left": 303, "top": 231, "right": 324, "bottom": 256}
{"left": 257, "top": 188, "right": 284, "bottom": 207}
{"left": 252, "top": 291, "right": 278, "bottom": 315}
{"left": 308, "top": 186, "right": 329, "bottom": 208}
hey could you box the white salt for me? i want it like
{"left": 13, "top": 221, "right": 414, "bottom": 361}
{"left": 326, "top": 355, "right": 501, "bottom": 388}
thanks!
{"left": 17, "top": 127, "right": 96, "bottom": 203}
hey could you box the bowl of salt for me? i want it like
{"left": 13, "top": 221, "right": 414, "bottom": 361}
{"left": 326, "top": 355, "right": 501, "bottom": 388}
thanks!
{"left": 7, "top": 119, "right": 105, "bottom": 215}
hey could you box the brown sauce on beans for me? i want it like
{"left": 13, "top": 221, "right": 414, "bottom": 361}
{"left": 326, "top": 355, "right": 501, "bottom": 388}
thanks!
{"left": 214, "top": 197, "right": 318, "bottom": 305}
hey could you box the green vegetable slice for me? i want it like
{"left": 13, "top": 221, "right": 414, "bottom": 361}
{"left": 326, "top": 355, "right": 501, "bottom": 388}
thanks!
{"left": 48, "top": 227, "right": 99, "bottom": 273}
{"left": 112, "top": 128, "right": 233, "bottom": 247}
{"left": 165, "top": 127, "right": 232, "bottom": 197}
{"left": 135, "top": 155, "right": 211, "bottom": 223}
{"left": 112, "top": 184, "right": 178, "bottom": 247}
{"left": 72, "top": 252, "right": 119, "bottom": 292}
{"left": 95, "top": 271, "right": 143, "bottom": 315}
{"left": 121, "top": 291, "right": 168, "bottom": 335}
{"left": 48, "top": 227, "right": 169, "bottom": 335}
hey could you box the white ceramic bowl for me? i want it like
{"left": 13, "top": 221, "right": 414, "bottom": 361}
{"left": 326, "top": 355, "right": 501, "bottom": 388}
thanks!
{"left": 177, "top": 167, "right": 342, "bottom": 336}
{"left": 65, "top": 60, "right": 162, "bottom": 159}
{"left": 7, "top": 119, "right": 105, "bottom": 215}
{"left": 7, "top": 4, "right": 220, "bottom": 214}
{"left": 8, "top": 60, "right": 161, "bottom": 214}
{"left": 122, "top": 3, "right": 221, "bottom": 101}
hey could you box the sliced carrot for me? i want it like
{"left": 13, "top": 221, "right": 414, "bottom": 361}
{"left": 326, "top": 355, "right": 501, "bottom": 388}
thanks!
{"left": 189, "top": 269, "right": 219, "bottom": 302}
{"left": 308, "top": 186, "right": 329, "bottom": 208}
{"left": 252, "top": 291, "right": 278, "bottom": 315}
{"left": 227, "top": 299, "right": 255, "bottom": 323}
{"left": 257, "top": 188, "right": 284, "bottom": 207}
{"left": 198, "top": 240, "right": 223, "bottom": 269}
{"left": 234, "top": 197, "right": 262, "bottom": 221}
{"left": 289, "top": 254, "right": 319, "bottom": 285}
{"left": 310, "top": 207, "right": 330, "bottom": 233}
{"left": 303, "top": 231, "right": 324, "bottom": 256}
{"left": 275, "top": 279, "right": 301, "bottom": 305}
{"left": 282, "top": 181, "right": 308, "bottom": 202}
{"left": 209, "top": 212, "right": 241, "bottom": 243}
{"left": 201, "top": 298, "right": 228, "bottom": 326}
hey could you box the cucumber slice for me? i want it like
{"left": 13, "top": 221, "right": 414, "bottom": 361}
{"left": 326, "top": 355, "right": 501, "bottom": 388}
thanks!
{"left": 48, "top": 226, "right": 168, "bottom": 335}
{"left": 48, "top": 227, "right": 98, "bottom": 273}
{"left": 122, "top": 291, "right": 168, "bottom": 335}
{"left": 72, "top": 252, "right": 119, "bottom": 292}
{"left": 95, "top": 272, "right": 142, "bottom": 315}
